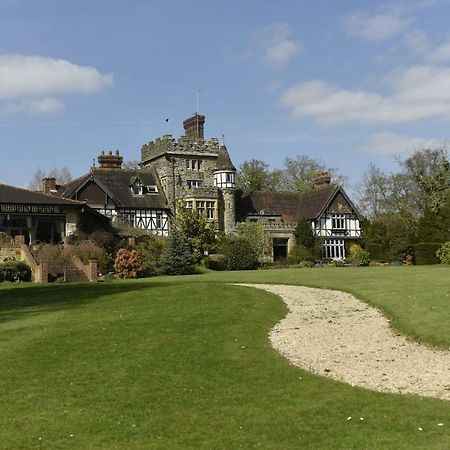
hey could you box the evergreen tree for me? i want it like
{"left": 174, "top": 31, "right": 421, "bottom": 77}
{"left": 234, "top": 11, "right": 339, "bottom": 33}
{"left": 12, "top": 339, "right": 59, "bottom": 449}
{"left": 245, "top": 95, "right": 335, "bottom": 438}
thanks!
{"left": 160, "top": 227, "right": 196, "bottom": 275}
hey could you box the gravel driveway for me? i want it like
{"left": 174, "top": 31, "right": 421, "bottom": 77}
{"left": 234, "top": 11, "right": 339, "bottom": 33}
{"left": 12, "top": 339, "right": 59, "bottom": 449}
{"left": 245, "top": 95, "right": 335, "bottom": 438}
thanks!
{"left": 238, "top": 284, "right": 450, "bottom": 401}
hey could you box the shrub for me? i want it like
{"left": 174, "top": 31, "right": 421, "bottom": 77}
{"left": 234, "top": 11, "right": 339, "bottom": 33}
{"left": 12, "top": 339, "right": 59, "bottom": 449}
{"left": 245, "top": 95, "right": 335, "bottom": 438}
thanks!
{"left": 347, "top": 244, "right": 370, "bottom": 266}
{"left": 413, "top": 242, "right": 442, "bottom": 265}
{"left": 297, "top": 260, "right": 315, "bottom": 268}
{"left": 220, "top": 237, "right": 259, "bottom": 271}
{"left": 0, "top": 260, "right": 32, "bottom": 282}
{"left": 66, "top": 241, "right": 103, "bottom": 264}
{"left": 137, "top": 235, "right": 168, "bottom": 277}
{"left": 32, "top": 244, "right": 67, "bottom": 276}
{"left": 0, "top": 232, "right": 10, "bottom": 245}
{"left": 294, "top": 220, "right": 315, "bottom": 249}
{"left": 160, "top": 228, "right": 196, "bottom": 276}
{"left": 436, "top": 241, "right": 450, "bottom": 265}
{"left": 114, "top": 248, "right": 144, "bottom": 278}
{"left": 236, "top": 222, "right": 270, "bottom": 261}
{"left": 202, "top": 254, "right": 227, "bottom": 271}
{"left": 288, "top": 244, "right": 314, "bottom": 264}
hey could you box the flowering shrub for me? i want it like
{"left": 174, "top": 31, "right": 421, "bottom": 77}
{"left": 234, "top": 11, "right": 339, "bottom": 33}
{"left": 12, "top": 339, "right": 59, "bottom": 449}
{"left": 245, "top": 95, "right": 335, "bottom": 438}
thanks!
{"left": 347, "top": 244, "right": 370, "bottom": 266}
{"left": 436, "top": 241, "right": 450, "bottom": 265}
{"left": 114, "top": 248, "right": 144, "bottom": 278}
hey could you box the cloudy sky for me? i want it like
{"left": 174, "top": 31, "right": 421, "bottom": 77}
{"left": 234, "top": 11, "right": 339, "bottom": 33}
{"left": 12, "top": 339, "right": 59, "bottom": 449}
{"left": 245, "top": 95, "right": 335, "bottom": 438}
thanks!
{"left": 1, "top": 0, "right": 450, "bottom": 190}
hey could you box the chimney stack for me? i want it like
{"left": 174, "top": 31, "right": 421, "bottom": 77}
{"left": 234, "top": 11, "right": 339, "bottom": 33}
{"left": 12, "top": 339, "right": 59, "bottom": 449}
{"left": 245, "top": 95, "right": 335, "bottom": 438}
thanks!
{"left": 43, "top": 177, "right": 57, "bottom": 195}
{"left": 314, "top": 171, "right": 332, "bottom": 189}
{"left": 183, "top": 114, "right": 205, "bottom": 141}
{"left": 97, "top": 150, "right": 123, "bottom": 169}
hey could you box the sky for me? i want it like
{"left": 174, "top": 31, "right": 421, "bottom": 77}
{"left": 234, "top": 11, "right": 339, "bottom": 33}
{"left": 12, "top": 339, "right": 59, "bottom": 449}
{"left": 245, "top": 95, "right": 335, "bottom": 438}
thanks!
{"left": 1, "top": 0, "right": 450, "bottom": 193}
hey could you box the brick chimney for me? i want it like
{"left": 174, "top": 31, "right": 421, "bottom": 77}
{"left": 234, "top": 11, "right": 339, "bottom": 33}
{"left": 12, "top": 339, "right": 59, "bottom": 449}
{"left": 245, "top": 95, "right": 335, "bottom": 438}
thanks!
{"left": 97, "top": 150, "right": 123, "bottom": 169}
{"left": 183, "top": 114, "right": 205, "bottom": 141}
{"left": 314, "top": 171, "right": 332, "bottom": 189}
{"left": 43, "top": 177, "right": 57, "bottom": 195}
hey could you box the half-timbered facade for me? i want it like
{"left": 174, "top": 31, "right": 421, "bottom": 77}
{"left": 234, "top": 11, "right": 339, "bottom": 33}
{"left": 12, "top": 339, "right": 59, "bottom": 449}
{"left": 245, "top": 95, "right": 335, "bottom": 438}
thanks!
{"left": 0, "top": 183, "right": 106, "bottom": 244}
{"left": 58, "top": 151, "right": 170, "bottom": 236}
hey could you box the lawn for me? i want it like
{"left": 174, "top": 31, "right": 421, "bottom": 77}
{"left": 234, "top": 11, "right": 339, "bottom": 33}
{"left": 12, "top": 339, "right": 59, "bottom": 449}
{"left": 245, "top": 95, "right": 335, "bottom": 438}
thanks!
{"left": 0, "top": 266, "right": 449, "bottom": 449}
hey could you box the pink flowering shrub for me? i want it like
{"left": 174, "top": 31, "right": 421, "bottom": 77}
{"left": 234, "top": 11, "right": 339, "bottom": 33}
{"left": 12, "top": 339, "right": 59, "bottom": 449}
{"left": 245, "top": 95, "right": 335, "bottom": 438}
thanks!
{"left": 114, "top": 248, "right": 144, "bottom": 278}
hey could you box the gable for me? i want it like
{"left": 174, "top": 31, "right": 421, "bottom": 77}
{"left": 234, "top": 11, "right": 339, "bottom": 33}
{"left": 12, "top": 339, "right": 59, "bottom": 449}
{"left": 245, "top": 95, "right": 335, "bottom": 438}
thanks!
{"left": 77, "top": 181, "right": 109, "bottom": 204}
{"left": 327, "top": 192, "right": 353, "bottom": 214}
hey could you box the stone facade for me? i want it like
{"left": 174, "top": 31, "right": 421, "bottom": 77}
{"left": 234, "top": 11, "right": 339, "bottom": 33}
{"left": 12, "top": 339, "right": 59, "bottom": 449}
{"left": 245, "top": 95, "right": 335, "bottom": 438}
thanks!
{"left": 139, "top": 114, "right": 362, "bottom": 261}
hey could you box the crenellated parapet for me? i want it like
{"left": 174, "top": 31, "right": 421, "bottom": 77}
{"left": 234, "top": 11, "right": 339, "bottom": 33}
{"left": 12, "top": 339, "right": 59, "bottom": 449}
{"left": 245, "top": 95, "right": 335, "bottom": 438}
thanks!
{"left": 141, "top": 134, "right": 220, "bottom": 163}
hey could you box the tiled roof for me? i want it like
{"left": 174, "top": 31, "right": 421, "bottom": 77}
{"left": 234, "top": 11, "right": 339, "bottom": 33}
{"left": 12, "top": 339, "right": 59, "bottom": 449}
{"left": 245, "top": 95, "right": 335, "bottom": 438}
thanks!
{"left": 237, "top": 185, "right": 346, "bottom": 222}
{"left": 0, "top": 183, "right": 84, "bottom": 206}
{"left": 215, "top": 145, "right": 236, "bottom": 171}
{"left": 58, "top": 168, "right": 170, "bottom": 209}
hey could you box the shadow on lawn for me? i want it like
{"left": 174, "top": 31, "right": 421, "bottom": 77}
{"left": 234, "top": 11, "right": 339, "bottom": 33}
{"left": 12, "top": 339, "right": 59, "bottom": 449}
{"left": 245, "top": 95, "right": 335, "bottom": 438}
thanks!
{"left": 0, "top": 280, "right": 165, "bottom": 325}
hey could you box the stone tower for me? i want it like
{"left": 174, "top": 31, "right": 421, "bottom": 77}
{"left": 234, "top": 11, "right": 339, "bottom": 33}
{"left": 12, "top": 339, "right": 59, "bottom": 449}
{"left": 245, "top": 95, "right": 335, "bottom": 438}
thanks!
{"left": 214, "top": 144, "right": 236, "bottom": 234}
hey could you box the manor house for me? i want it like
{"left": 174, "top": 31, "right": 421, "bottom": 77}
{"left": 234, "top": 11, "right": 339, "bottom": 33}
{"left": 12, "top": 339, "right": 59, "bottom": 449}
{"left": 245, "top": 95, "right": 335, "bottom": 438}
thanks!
{"left": 59, "top": 114, "right": 362, "bottom": 260}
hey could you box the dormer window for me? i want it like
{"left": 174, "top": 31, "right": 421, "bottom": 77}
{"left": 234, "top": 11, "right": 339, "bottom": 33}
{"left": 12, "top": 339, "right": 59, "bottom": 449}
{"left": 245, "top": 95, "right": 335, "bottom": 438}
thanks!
{"left": 131, "top": 181, "right": 143, "bottom": 196}
{"left": 146, "top": 185, "right": 158, "bottom": 194}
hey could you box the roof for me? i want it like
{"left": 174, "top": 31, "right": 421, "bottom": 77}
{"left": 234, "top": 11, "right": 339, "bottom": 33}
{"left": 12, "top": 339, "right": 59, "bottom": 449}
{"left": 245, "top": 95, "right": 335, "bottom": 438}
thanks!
{"left": 215, "top": 144, "right": 236, "bottom": 171}
{"left": 0, "top": 183, "right": 85, "bottom": 207}
{"left": 58, "top": 168, "right": 170, "bottom": 210}
{"left": 237, "top": 184, "right": 361, "bottom": 222}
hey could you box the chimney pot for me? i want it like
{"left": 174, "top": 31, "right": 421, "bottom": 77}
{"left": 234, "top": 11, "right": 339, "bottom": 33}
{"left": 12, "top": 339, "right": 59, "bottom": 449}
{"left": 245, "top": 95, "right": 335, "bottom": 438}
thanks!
{"left": 97, "top": 150, "right": 123, "bottom": 169}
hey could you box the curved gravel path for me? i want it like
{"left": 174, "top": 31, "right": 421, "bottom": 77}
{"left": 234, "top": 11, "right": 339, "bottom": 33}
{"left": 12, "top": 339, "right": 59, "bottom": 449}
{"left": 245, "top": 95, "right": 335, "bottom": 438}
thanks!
{"left": 238, "top": 284, "right": 450, "bottom": 401}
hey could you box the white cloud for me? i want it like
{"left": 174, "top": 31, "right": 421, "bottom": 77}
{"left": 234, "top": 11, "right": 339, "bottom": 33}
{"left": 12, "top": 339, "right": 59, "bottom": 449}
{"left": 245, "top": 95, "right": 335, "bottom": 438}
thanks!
{"left": 0, "top": 54, "right": 113, "bottom": 116}
{"left": 0, "top": 54, "right": 113, "bottom": 99}
{"left": 428, "top": 38, "right": 450, "bottom": 62}
{"left": 280, "top": 65, "right": 450, "bottom": 125}
{"left": 260, "top": 23, "right": 301, "bottom": 68}
{"left": 343, "top": 11, "right": 411, "bottom": 42}
{"left": 0, "top": 97, "right": 64, "bottom": 116}
{"left": 362, "top": 132, "right": 440, "bottom": 155}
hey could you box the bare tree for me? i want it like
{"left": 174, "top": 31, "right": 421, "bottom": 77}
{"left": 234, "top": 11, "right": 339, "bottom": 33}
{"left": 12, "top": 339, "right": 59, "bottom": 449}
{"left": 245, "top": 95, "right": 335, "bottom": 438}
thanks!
{"left": 28, "top": 166, "right": 73, "bottom": 191}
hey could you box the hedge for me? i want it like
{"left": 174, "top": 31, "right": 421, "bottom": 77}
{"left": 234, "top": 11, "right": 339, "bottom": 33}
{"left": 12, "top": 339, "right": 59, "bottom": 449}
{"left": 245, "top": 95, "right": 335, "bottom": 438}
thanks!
{"left": 0, "top": 261, "right": 32, "bottom": 282}
{"left": 413, "top": 242, "right": 442, "bottom": 265}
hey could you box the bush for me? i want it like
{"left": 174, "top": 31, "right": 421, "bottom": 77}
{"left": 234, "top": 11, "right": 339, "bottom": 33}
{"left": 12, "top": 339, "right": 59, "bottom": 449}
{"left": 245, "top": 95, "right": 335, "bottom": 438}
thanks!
{"left": 413, "top": 242, "right": 442, "bottom": 265}
{"left": 297, "top": 260, "right": 315, "bottom": 268}
{"left": 160, "top": 228, "right": 196, "bottom": 276}
{"left": 32, "top": 244, "right": 67, "bottom": 276}
{"left": 137, "top": 235, "right": 168, "bottom": 277}
{"left": 0, "top": 232, "right": 10, "bottom": 245}
{"left": 347, "top": 244, "right": 370, "bottom": 266}
{"left": 220, "top": 237, "right": 259, "bottom": 271}
{"left": 288, "top": 244, "right": 314, "bottom": 265}
{"left": 436, "top": 241, "right": 450, "bottom": 265}
{"left": 236, "top": 222, "right": 270, "bottom": 261}
{"left": 294, "top": 220, "right": 315, "bottom": 249}
{"left": 202, "top": 254, "right": 227, "bottom": 271}
{"left": 0, "top": 260, "right": 32, "bottom": 282}
{"left": 114, "top": 248, "right": 144, "bottom": 278}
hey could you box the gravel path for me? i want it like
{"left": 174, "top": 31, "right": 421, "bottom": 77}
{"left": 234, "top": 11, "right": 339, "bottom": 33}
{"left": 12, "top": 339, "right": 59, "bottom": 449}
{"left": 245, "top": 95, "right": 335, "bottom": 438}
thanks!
{"left": 238, "top": 284, "right": 450, "bottom": 401}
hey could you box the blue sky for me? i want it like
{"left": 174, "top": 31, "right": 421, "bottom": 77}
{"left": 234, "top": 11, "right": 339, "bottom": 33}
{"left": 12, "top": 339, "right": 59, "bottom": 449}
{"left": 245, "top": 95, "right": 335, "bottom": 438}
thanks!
{"left": 1, "top": 0, "right": 450, "bottom": 191}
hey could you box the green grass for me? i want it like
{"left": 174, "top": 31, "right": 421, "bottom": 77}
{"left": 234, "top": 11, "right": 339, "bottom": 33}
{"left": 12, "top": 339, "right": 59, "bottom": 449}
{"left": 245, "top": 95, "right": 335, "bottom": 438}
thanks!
{"left": 0, "top": 266, "right": 449, "bottom": 449}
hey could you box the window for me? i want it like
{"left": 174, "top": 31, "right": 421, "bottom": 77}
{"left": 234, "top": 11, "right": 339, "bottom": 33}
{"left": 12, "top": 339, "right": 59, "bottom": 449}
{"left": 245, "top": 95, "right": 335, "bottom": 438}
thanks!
{"left": 185, "top": 200, "right": 193, "bottom": 209}
{"left": 156, "top": 213, "right": 162, "bottom": 229}
{"left": 186, "top": 159, "right": 201, "bottom": 170}
{"left": 196, "top": 201, "right": 205, "bottom": 215}
{"left": 131, "top": 182, "right": 143, "bottom": 196}
{"left": 146, "top": 185, "right": 158, "bottom": 194}
{"left": 187, "top": 180, "right": 201, "bottom": 188}
{"left": 119, "top": 212, "right": 136, "bottom": 227}
{"left": 324, "top": 239, "right": 345, "bottom": 259}
{"left": 226, "top": 173, "right": 234, "bottom": 183}
{"left": 206, "top": 201, "right": 215, "bottom": 220}
{"left": 332, "top": 214, "right": 346, "bottom": 230}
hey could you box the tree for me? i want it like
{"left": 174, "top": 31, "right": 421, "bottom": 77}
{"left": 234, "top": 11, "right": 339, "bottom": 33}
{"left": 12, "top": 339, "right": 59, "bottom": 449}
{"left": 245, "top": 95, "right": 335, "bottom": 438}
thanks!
{"left": 236, "top": 159, "right": 281, "bottom": 190}
{"left": 236, "top": 222, "right": 269, "bottom": 260}
{"left": 160, "top": 227, "right": 196, "bottom": 275}
{"left": 176, "top": 204, "right": 217, "bottom": 261}
{"left": 294, "top": 219, "right": 315, "bottom": 249}
{"left": 28, "top": 166, "right": 72, "bottom": 190}
{"left": 278, "top": 155, "right": 347, "bottom": 192}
